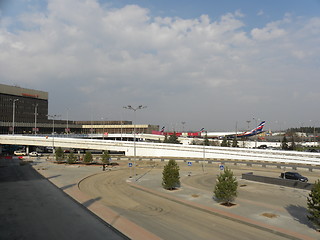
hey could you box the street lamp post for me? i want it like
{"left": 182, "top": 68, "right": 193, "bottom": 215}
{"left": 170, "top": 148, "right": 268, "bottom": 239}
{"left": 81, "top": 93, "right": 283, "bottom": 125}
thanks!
{"left": 123, "top": 105, "right": 147, "bottom": 179}
{"left": 12, "top": 99, "right": 19, "bottom": 135}
{"left": 101, "top": 117, "right": 107, "bottom": 140}
{"left": 47, "top": 114, "right": 60, "bottom": 155}
{"left": 202, "top": 130, "right": 207, "bottom": 173}
{"left": 66, "top": 108, "right": 70, "bottom": 135}
{"left": 253, "top": 117, "right": 258, "bottom": 148}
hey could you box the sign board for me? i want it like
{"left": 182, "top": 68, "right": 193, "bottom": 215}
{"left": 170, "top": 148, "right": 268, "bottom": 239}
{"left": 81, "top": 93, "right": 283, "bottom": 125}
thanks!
{"left": 187, "top": 161, "right": 192, "bottom": 166}
{"left": 128, "top": 162, "right": 133, "bottom": 167}
{"left": 219, "top": 164, "right": 224, "bottom": 171}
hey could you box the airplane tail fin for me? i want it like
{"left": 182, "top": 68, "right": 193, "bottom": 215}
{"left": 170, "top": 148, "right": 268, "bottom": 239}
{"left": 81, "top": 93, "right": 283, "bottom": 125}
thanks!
{"left": 252, "top": 121, "right": 265, "bottom": 134}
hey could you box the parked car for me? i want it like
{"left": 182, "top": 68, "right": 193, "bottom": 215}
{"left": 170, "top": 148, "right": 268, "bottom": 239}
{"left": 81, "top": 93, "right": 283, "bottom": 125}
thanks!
{"left": 14, "top": 150, "right": 27, "bottom": 156}
{"left": 280, "top": 172, "right": 308, "bottom": 182}
{"left": 29, "top": 151, "right": 42, "bottom": 157}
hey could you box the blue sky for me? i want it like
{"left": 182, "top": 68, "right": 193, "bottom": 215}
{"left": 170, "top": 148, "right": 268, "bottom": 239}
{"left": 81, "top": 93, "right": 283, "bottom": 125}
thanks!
{"left": 0, "top": 0, "right": 320, "bottom": 131}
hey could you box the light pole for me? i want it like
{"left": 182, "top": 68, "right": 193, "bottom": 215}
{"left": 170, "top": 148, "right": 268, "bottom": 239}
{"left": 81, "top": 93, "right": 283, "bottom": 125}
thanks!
{"left": 33, "top": 104, "right": 38, "bottom": 135}
{"left": 12, "top": 99, "right": 19, "bottom": 134}
{"left": 123, "top": 105, "right": 147, "bottom": 179}
{"left": 253, "top": 117, "right": 258, "bottom": 148}
{"left": 66, "top": 108, "right": 70, "bottom": 135}
{"left": 202, "top": 130, "right": 207, "bottom": 173}
{"left": 181, "top": 121, "right": 186, "bottom": 132}
{"left": 47, "top": 114, "right": 60, "bottom": 155}
{"left": 101, "top": 117, "right": 107, "bottom": 140}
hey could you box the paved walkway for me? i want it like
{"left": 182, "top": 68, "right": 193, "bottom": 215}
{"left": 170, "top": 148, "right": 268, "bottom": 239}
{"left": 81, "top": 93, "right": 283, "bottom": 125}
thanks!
{"left": 0, "top": 157, "right": 129, "bottom": 240}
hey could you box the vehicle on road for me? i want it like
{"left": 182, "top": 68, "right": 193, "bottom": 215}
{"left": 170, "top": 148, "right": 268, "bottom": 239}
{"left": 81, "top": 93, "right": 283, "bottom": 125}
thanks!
{"left": 14, "top": 150, "right": 27, "bottom": 156}
{"left": 280, "top": 172, "right": 308, "bottom": 182}
{"left": 29, "top": 152, "right": 42, "bottom": 157}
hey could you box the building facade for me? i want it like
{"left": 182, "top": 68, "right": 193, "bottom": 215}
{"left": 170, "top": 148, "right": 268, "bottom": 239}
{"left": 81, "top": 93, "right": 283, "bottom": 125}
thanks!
{"left": 0, "top": 84, "right": 159, "bottom": 135}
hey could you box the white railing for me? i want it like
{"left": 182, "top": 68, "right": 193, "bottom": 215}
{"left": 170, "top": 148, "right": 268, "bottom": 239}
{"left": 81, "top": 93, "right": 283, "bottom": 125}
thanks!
{"left": 1, "top": 135, "right": 320, "bottom": 166}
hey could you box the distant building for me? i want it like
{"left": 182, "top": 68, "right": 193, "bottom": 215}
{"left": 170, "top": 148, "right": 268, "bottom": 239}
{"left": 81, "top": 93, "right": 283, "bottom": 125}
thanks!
{"left": 0, "top": 83, "right": 158, "bottom": 135}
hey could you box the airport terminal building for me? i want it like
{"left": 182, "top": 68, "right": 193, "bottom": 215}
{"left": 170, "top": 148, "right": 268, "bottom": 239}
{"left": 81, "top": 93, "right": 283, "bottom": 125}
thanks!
{"left": 0, "top": 84, "right": 158, "bottom": 135}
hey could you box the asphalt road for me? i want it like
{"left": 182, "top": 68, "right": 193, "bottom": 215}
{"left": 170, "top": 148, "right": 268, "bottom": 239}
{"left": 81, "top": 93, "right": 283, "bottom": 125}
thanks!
{"left": 78, "top": 165, "right": 296, "bottom": 240}
{"left": 0, "top": 157, "right": 129, "bottom": 240}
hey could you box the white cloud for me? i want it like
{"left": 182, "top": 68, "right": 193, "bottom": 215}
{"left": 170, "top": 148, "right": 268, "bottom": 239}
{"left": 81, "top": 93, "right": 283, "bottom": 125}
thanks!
{"left": 0, "top": 0, "right": 319, "bottom": 129}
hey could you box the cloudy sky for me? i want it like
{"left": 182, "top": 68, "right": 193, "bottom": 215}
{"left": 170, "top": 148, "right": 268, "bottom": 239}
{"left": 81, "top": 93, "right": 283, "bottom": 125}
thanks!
{"left": 0, "top": 0, "right": 320, "bottom": 132}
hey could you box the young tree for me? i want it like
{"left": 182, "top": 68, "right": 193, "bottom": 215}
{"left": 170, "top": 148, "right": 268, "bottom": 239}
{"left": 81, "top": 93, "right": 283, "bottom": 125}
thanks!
{"left": 232, "top": 138, "right": 238, "bottom": 148}
{"left": 168, "top": 132, "right": 180, "bottom": 144}
{"left": 67, "top": 152, "right": 76, "bottom": 164}
{"left": 203, "top": 134, "right": 210, "bottom": 146}
{"left": 221, "top": 137, "right": 228, "bottom": 147}
{"left": 163, "top": 135, "right": 169, "bottom": 143}
{"left": 83, "top": 151, "right": 93, "bottom": 164}
{"left": 214, "top": 167, "right": 238, "bottom": 206}
{"left": 281, "top": 136, "right": 288, "bottom": 150}
{"left": 101, "top": 151, "right": 110, "bottom": 165}
{"left": 307, "top": 179, "right": 320, "bottom": 230}
{"left": 55, "top": 147, "right": 64, "bottom": 162}
{"left": 162, "top": 159, "right": 180, "bottom": 190}
{"left": 289, "top": 136, "right": 296, "bottom": 150}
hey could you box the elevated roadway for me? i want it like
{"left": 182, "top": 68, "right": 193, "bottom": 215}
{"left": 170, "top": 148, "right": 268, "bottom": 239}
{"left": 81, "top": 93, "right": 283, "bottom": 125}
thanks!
{"left": 1, "top": 135, "right": 320, "bottom": 166}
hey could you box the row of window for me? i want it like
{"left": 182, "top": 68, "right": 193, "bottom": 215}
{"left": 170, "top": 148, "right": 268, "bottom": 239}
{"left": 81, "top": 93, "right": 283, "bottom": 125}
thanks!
{"left": 0, "top": 94, "right": 48, "bottom": 123}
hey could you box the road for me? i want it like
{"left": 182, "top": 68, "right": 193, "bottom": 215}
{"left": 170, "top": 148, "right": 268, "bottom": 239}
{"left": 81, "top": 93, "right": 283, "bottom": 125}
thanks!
{"left": 0, "top": 157, "right": 129, "bottom": 240}
{"left": 78, "top": 163, "right": 307, "bottom": 240}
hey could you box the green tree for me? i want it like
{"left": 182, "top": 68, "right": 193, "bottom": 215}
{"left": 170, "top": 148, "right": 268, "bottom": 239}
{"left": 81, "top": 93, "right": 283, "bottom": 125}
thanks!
{"left": 163, "top": 135, "right": 169, "bottom": 143}
{"left": 67, "top": 152, "right": 76, "bottom": 164}
{"left": 221, "top": 137, "right": 228, "bottom": 147}
{"left": 83, "top": 151, "right": 93, "bottom": 164}
{"left": 281, "top": 136, "right": 288, "bottom": 150}
{"left": 307, "top": 179, "right": 320, "bottom": 230}
{"left": 101, "top": 151, "right": 110, "bottom": 164}
{"left": 214, "top": 167, "right": 238, "bottom": 206}
{"left": 232, "top": 138, "right": 238, "bottom": 147}
{"left": 289, "top": 136, "right": 296, "bottom": 150}
{"left": 167, "top": 132, "right": 180, "bottom": 144}
{"left": 162, "top": 159, "right": 180, "bottom": 190}
{"left": 55, "top": 147, "right": 64, "bottom": 162}
{"left": 203, "top": 134, "right": 210, "bottom": 146}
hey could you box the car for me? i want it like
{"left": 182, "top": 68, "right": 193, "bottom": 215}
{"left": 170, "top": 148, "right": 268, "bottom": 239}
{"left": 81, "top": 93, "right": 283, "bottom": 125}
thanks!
{"left": 14, "top": 150, "right": 27, "bottom": 156}
{"left": 29, "top": 151, "right": 42, "bottom": 157}
{"left": 280, "top": 172, "right": 308, "bottom": 182}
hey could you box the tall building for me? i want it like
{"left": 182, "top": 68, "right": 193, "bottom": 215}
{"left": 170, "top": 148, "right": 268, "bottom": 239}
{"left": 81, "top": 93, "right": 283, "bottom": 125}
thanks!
{"left": 0, "top": 84, "right": 51, "bottom": 134}
{"left": 0, "top": 83, "right": 159, "bottom": 135}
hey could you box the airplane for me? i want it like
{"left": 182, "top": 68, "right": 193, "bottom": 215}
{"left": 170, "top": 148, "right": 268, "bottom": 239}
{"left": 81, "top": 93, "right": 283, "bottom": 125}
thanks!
{"left": 204, "top": 121, "right": 266, "bottom": 139}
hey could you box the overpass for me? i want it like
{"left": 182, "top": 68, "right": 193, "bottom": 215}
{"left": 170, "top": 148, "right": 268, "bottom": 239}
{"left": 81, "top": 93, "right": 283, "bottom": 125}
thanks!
{"left": 1, "top": 135, "right": 320, "bottom": 166}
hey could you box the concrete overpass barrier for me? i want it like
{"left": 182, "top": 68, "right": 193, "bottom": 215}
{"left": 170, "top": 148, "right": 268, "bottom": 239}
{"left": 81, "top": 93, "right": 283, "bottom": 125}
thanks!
{"left": 1, "top": 135, "right": 320, "bottom": 166}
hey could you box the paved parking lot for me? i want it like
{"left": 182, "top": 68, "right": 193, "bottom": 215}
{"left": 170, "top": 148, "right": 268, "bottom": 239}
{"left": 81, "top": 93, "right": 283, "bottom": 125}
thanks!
{"left": 30, "top": 158, "right": 320, "bottom": 240}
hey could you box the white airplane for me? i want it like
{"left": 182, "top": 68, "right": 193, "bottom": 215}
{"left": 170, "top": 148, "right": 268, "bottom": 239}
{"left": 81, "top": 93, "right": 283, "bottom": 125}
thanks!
{"left": 204, "top": 121, "right": 266, "bottom": 139}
